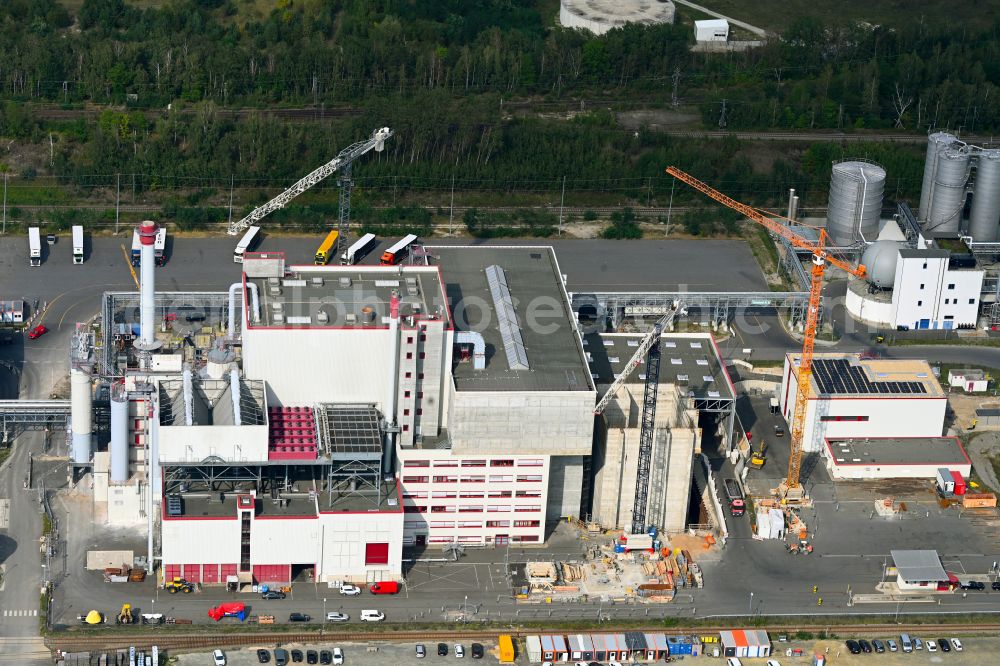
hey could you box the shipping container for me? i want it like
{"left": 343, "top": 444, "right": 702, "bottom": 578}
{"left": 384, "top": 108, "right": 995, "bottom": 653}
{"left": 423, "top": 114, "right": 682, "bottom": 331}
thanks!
{"left": 950, "top": 470, "right": 967, "bottom": 495}
{"left": 526, "top": 635, "right": 542, "bottom": 663}
{"left": 498, "top": 635, "right": 515, "bottom": 663}
{"left": 936, "top": 468, "right": 955, "bottom": 494}
{"left": 963, "top": 493, "right": 997, "bottom": 508}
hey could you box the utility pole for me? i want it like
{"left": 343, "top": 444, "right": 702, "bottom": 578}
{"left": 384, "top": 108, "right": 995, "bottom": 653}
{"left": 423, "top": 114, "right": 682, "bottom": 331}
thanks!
{"left": 449, "top": 173, "right": 455, "bottom": 235}
{"left": 115, "top": 174, "right": 121, "bottom": 235}
{"left": 671, "top": 67, "right": 681, "bottom": 108}
{"left": 2, "top": 172, "right": 7, "bottom": 236}
{"left": 558, "top": 175, "right": 566, "bottom": 237}
{"left": 665, "top": 178, "right": 675, "bottom": 237}
{"left": 718, "top": 99, "right": 728, "bottom": 130}
{"left": 228, "top": 175, "right": 235, "bottom": 229}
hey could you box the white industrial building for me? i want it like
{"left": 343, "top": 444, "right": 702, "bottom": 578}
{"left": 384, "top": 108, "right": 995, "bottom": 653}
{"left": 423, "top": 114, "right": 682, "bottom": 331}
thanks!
{"left": 559, "top": 0, "right": 675, "bottom": 35}
{"left": 588, "top": 332, "right": 734, "bottom": 534}
{"left": 73, "top": 237, "right": 597, "bottom": 585}
{"left": 948, "top": 368, "right": 989, "bottom": 393}
{"left": 847, "top": 241, "right": 983, "bottom": 331}
{"left": 824, "top": 436, "right": 971, "bottom": 480}
{"left": 779, "top": 353, "right": 946, "bottom": 455}
{"left": 694, "top": 19, "right": 729, "bottom": 42}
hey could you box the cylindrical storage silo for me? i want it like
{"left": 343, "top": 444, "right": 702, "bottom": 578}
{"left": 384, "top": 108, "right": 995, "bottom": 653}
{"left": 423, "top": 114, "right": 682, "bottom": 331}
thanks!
{"left": 70, "top": 369, "right": 92, "bottom": 464}
{"left": 110, "top": 388, "right": 129, "bottom": 484}
{"left": 969, "top": 149, "right": 1000, "bottom": 242}
{"left": 926, "top": 147, "right": 971, "bottom": 233}
{"left": 826, "top": 161, "right": 886, "bottom": 245}
{"left": 919, "top": 132, "right": 957, "bottom": 220}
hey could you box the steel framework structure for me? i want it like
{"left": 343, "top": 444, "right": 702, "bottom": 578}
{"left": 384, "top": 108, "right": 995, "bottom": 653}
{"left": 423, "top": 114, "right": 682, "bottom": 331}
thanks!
{"left": 0, "top": 400, "right": 70, "bottom": 436}
{"left": 631, "top": 334, "right": 662, "bottom": 534}
{"left": 227, "top": 127, "right": 392, "bottom": 236}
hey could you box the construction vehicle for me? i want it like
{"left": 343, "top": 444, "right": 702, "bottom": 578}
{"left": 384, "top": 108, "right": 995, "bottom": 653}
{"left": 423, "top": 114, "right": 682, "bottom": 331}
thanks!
{"left": 116, "top": 603, "right": 134, "bottom": 624}
{"left": 165, "top": 577, "right": 194, "bottom": 594}
{"left": 228, "top": 128, "right": 393, "bottom": 263}
{"left": 666, "top": 166, "right": 866, "bottom": 502}
{"left": 723, "top": 479, "right": 746, "bottom": 517}
{"left": 749, "top": 440, "right": 767, "bottom": 469}
{"left": 592, "top": 301, "right": 684, "bottom": 534}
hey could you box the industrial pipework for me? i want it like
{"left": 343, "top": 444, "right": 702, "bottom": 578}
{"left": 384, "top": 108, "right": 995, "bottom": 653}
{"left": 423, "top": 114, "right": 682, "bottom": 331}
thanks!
{"left": 383, "top": 291, "right": 401, "bottom": 475}
{"left": 454, "top": 331, "right": 487, "bottom": 370}
{"left": 227, "top": 282, "right": 261, "bottom": 339}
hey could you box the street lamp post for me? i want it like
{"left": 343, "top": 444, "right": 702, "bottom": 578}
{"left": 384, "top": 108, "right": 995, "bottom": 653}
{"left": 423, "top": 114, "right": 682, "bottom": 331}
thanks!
{"left": 323, "top": 597, "right": 327, "bottom": 633}
{"left": 748, "top": 591, "right": 753, "bottom": 615}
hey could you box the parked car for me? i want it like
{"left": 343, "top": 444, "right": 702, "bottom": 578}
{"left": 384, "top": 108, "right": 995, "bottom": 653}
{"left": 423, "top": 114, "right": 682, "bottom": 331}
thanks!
{"left": 872, "top": 639, "right": 885, "bottom": 653}
{"left": 332, "top": 648, "right": 344, "bottom": 665}
{"left": 27, "top": 325, "right": 47, "bottom": 339}
{"left": 773, "top": 425, "right": 784, "bottom": 437}
{"left": 340, "top": 584, "right": 362, "bottom": 596}
{"left": 290, "top": 650, "right": 303, "bottom": 663}
{"left": 46, "top": 234, "right": 56, "bottom": 245}
{"left": 858, "top": 639, "right": 872, "bottom": 653}
{"left": 845, "top": 640, "right": 861, "bottom": 655}
{"left": 306, "top": 650, "right": 318, "bottom": 664}
{"left": 416, "top": 645, "right": 426, "bottom": 659}
{"left": 951, "top": 638, "right": 963, "bottom": 651}
{"left": 360, "top": 610, "right": 384, "bottom": 622}
{"left": 913, "top": 637, "right": 923, "bottom": 651}
{"left": 275, "top": 649, "right": 289, "bottom": 666}
{"left": 926, "top": 639, "right": 937, "bottom": 653}
{"left": 726, "top": 658, "right": 743, "bottom": 666}
{"left": 184, "top": 313, "right": 207, "bottom": 322}
{"left": 470, "top": 644, "right": 483, "bottom": 660}
{"left": 886, "top": 639, "right": 898, "bottom": 652}
{"left": 961, "top": 581, "right": 985, "bottom": 590}
{"left": 257, "top": 650, "right": 271, "bottom": 664}
{"left": 938, "top": 638, "right": 951, "bottom": 652}
{"left": 288, "top": 612, "right": 311, "bottom": 622}
{"left": 326, "top": 612, "right": 349, "bottom": 622}
{"left": 437, "top": 643, "right": 449, "bottom": 657}
{"left": 262, "top": 590, "right": 286, "bottom": 600}
{"left": 213, "top": 650, "right": 227, "bottom": 666}
{"left": 319, "top": 651, "right": 332, "bottom": 665}
{"left": 992, "top": 581, "right": 1000, "bottom": 591}
{"left": 455, "top": 644, "right": 464, "bottom": 658}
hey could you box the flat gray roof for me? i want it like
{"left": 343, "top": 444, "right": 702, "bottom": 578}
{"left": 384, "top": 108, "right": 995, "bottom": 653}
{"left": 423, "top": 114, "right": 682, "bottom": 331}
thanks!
{"left": 826, "top": 437, "right": 970, "bottom": 466}
{"left": 891, "top": 549, "right": 947, "bottom": 582}
{"left": 586, "top": 332, "right": 734, "bottom": 401}
{"left": 167, "top": 480, "right": 400, "bottom": 518}
{"left": 429, "top": 246, "right": 592, "bottom": 393}
{"left": 246, "top": 264, "right": 449, "bottom": 330}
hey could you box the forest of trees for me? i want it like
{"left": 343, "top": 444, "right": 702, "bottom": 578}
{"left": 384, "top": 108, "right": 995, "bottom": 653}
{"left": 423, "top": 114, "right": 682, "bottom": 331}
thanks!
{"left": 0, "top": 0, "right": 994, "bottom": 230}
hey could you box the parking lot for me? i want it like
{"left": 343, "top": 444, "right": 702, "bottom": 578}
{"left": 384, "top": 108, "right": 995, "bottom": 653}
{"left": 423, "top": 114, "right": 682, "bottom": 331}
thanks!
{"left": 171, "top": 636, "right": 999, "bottom": 666}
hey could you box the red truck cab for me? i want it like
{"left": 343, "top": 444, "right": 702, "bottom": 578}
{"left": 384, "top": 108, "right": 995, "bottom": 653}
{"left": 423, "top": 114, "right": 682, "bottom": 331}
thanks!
{"left": 369, "top": 581, "right": 399, "bottom": 595}
{"left": 730, "top": 498, "right": 745, "bottom": 517}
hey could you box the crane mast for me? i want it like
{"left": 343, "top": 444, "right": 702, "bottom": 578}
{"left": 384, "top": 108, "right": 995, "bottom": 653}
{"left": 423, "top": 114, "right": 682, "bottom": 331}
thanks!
{"left": 227, "top": 127, "right": 393, "bottom": 237}
{"left": 664, "top": 166, "right": 866, "bottom": 497}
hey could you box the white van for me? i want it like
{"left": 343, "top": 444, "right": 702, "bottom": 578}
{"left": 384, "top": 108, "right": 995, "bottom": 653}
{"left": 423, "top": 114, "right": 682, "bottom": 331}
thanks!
{"left": 900, "top": 634, "right": 913, "bottom": 653}
{"left": 360, "top": 609, "right": 385, "bottom": 622}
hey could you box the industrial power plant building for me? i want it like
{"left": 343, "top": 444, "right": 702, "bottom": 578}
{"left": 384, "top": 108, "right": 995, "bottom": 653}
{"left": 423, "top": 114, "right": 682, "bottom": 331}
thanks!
{"left": 779, "top": 353, "right": 946, "bottom": 455}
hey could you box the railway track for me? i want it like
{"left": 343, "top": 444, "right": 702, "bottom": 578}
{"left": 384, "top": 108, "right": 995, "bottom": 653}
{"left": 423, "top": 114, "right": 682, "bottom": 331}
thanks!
{"left": 45, "top": 622, "right": 1000, "bottom": 654}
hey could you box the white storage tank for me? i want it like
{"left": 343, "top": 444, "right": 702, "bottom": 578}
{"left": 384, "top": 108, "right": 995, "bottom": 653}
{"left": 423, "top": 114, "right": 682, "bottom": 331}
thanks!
{"left": 969, "top": 149, "right": 1000, "bottom": 242}
{"left": 919, "top": 132, "right": 958, "bottom": 220}
{"left": 110, "top": 387, "right": 130, "bottom": 484}
{"left": 826, "top": 161, "right": 885, "bottom": 245}
{"left": 70, "top": 369, "right": 92, "bottom": 464}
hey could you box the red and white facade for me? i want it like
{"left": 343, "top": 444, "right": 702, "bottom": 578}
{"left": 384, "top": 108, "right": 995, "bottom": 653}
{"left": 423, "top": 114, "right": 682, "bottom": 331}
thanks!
{"left": 398, "top": 450, "right": 548, "bottom": 546}
{"left": 780, "top": 353, "right": 947, "bottom": 454}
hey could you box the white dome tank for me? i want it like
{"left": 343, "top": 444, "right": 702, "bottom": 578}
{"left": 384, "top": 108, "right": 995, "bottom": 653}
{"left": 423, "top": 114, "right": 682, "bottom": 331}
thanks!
{"left": 861, "top": 240, "right": 902, "bottom": 289}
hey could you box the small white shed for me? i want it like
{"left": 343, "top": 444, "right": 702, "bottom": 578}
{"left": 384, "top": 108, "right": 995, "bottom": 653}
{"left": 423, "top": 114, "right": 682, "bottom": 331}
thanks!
{"left": 695, "top": 19, "right": 729, "bottom": 42}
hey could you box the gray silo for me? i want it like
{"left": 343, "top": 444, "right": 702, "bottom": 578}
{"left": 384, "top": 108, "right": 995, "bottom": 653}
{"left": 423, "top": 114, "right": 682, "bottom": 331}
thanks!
{"left": 969, "top": 149, "right": 1000, "bottom": 242}
{"left": 919, "top": 132, "right": 958, "bottom": 220}
{"left": 925, "top": 147, "right": 971, "bottom": 233}
{"left": 826, "top": 160, "right": 885, "bottom": 245}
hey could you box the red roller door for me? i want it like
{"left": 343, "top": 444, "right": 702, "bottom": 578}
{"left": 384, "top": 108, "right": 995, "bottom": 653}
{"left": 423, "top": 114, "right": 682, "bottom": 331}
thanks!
{"left": 182, "top": 564, "right": 202, "bottom": 583}
{"left": 220, "top": 564, "right": 238, "bottom": 578}
{"left": 202, "top": 564, "right": 220, "bottom": 584}
{"left": 253, "top": 564, "right": 291, "bottom": 584}
{"left": 164, "top": 564, "right": 180, "bottom": 581}
{"left": 365, "top": 542, "right": 390, "bottom": 566}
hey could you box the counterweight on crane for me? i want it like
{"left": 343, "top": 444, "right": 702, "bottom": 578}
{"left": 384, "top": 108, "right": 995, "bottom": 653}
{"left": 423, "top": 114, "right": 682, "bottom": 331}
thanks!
{"left": 594, "top": 302, "right": 682, "bottom": 532}
{"left": 665, "top": 166, "right": 866, "bottom": 498}
{"left": 227, "top": 128, "right": 393, "bottom": 244}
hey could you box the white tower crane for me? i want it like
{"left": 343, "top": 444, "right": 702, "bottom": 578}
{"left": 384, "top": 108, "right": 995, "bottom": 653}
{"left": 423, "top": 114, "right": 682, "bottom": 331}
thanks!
{"left": 227, "top": 127, "right": 393, "bottom": 241}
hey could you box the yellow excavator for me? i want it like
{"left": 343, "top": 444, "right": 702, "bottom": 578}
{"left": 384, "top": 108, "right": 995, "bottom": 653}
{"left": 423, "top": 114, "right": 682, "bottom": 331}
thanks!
{"left": 116, "top": 603, "right": 133, "bottom": 624}
{"left": 165, "top": 577, "right": 194, "bottom": 594}
{"left": 749, "top": 440, "right": 767, "bottom": 469}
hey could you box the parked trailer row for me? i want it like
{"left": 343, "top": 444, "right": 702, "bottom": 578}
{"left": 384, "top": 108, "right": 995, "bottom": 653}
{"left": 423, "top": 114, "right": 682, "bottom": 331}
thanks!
{"left": 525, "top": 631, "right": 729, "bottom": 663}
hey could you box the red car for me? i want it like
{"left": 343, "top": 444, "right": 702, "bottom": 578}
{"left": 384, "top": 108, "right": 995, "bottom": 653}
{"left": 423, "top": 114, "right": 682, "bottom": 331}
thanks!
{"left": 27, "top": 325, "right": 47, "bottom": 339}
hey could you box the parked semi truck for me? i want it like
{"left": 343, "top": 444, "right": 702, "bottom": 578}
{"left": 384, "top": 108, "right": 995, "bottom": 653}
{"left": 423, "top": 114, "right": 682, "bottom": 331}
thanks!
{"left": 28, "top": 227, "right": 41, "bottom": 266}
{"left": 72, "top": 225, "right": 84, "bottom": 264}
{"left": 724, "top": 478, "right": 745, "bottom": 517}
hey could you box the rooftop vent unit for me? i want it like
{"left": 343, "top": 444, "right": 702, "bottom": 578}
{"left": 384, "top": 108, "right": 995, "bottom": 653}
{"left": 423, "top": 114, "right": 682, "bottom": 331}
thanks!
{"left": 339, "top": 277, "right": 352, "bottom": 288}
{"left": 283, "top": 279, "right": 307, "bottom": 288}
{"left": 345, "top": 313, "right": 357, "bottom": 325}
{"left": 317, "top": 310, "right": 329, "bottom": 324}
{"left": 360, "top": 306, "right": 376, "bottom": 324}
{"left": 485, "top": 264, "right": 529, "bottom": 371}
{"left": 310, "top": 277, "right": 324, "bottom": 287}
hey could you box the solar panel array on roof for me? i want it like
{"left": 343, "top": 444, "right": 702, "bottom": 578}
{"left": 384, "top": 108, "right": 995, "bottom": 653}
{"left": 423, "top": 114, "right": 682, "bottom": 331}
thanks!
{"left": 485, "top": 264, "right": 530, "bottom": 371}
{"left": 812, "top": 358, "right": 926, "bottom": 396}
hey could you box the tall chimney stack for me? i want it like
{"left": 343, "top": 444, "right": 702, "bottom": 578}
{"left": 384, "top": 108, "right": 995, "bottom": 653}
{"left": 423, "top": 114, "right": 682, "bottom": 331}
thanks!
{"left": 134, "top": 220, "right": 162, "bottom": 354}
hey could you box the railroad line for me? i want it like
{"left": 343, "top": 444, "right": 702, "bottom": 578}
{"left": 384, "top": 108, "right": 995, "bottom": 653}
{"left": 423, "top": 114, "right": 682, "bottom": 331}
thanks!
{"left": 46, "top": 622, "right": 1000, "bottom": 653}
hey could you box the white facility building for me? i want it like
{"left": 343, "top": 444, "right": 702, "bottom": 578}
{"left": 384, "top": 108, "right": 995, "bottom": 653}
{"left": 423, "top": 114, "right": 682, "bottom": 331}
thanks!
{"left": 846, "top": 243, "right": 983, "bottom": 331}
{"left": 694, "top": 19, "right": 729, "bottom": 42}
{"left": 779, "top": 353, "right": 946, "bottom": 454}
{"left": 947, "top": 368, "right": 989, "bottom": 393}
{"left": 824, "top": 436, "right": 971, "bottom": 480}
